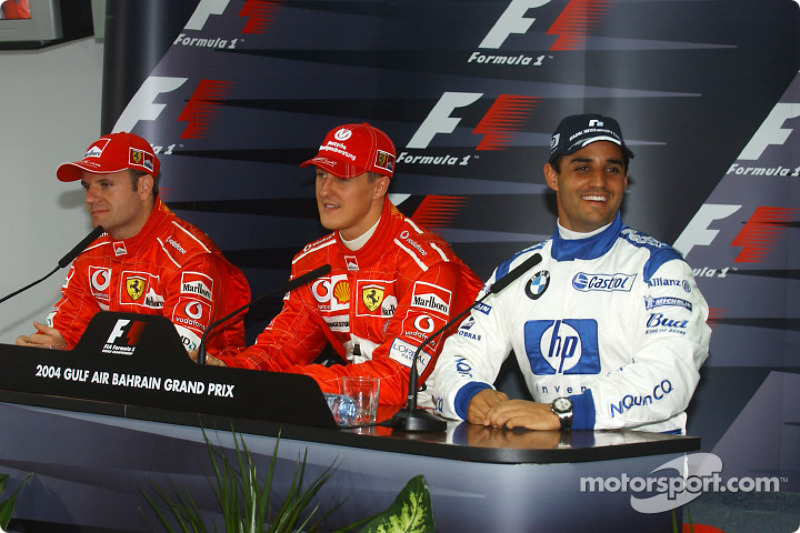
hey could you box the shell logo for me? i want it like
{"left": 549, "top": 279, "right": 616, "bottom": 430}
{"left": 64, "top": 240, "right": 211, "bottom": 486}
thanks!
{"left": 334, "top": 280, "right": 350, "bottom": 304}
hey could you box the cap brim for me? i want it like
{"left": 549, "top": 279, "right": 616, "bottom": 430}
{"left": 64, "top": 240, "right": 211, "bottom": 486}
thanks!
{"left": 56, "top": 161, "right": 132, "bottom": 182}
{"left": 299, "top": 156, "right": 365, "bottom": 179}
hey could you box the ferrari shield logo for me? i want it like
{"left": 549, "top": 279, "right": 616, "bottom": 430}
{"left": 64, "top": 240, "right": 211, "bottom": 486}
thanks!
{"left": 362, "top": 285, "right": 384, "bottom": 312}
{"left": 126, "top": 276, "right": 146, "bottom": 301}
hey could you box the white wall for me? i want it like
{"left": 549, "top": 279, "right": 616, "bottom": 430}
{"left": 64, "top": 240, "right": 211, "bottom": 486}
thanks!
{"left": 0, "top": 37, "right": 104, "bottom": 342}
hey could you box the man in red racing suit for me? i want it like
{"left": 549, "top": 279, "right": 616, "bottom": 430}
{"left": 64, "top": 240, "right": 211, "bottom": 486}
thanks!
{"left": 217, "top": 123, "right": 482, "bottom": 406}
{"left": 16, "top": 132, "right": 250, "bottom": 357}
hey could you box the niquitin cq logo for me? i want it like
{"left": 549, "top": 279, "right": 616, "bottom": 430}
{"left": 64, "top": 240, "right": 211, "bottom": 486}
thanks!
{"left": 610, "top": 380, "right": 673, "bottom": 418}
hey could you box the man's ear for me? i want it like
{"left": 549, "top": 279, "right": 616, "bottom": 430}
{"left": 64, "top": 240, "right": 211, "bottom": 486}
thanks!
{"left": 138, "top": 174, "right": 155, "bottom": 199}
{"left": 543, "top": 163, "right": 559, "bottom": 192}
{"left": 373, "top": 175, "right": 390, "bottom": 199}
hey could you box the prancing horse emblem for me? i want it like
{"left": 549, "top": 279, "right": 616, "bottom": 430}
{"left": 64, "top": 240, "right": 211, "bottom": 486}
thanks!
{"left": 362, "top": 285, "right": 385, "bottom": 312}
{"left": 126, "top": 276, "right": 146, "bottom": 301}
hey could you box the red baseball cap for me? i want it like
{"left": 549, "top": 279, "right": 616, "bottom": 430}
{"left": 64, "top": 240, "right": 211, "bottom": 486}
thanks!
{"left": 300, "top": 123, "right": 396, "bottom": 179}
{"left": 57, "top": 132, "right": 160, "bottom": 182}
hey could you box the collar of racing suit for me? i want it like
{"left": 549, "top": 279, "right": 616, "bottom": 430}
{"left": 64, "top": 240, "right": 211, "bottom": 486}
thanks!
{"left": 105, "top": 197, "right": 172, "bottom": 252}
{"left": 332, "top": 196, "right": 401, "bottom": 267}
{"left": 550, "top": 211, "right": 623, "bottom": 262}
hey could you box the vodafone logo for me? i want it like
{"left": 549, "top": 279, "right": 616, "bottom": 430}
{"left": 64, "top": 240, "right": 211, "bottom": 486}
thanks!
{"left": 90, "top": 267, "right": 111, "bottom": 292}
{"left": 311, "top": 274, "right": 349, "bottom": 312}
{"left": 312, "top": 279, "right": 331, "bottom": 303}
{"left": 185, "top": 301, "right": 204, "bottom": 320}
{"left": 414, "top": 314, "right": 436, "bottom": 334}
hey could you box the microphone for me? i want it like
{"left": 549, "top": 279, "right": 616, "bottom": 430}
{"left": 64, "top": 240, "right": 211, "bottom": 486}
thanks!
{"left": 0, "top": 225, "right": 104, "bottom": 306}
{"left": 383, "top": 252, "right": 543, "bottom": 432}
{"left": 58, "top": 225, "right": 105, "bottom": 268}
{"left": 196, "top": 263, "right": 331, "bottom": 365}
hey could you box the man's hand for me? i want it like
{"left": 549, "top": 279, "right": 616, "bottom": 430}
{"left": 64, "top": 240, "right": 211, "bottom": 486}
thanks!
{"left": 483, "top": 399, "right": 561, "bottom": 431}
{"left": 187, "top": 349, "right": 227, "bottom": 367}
{"left": 15, "top": 322, "right": 67, "bottom": 350}
{"left": 463, "top": 423, "right": 561, "bottom": 449}
{"left": 467, "top": 388, "right": 509, "bottom": 425}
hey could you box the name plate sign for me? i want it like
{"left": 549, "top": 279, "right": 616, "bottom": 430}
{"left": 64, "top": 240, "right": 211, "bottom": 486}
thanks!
{"left": 1, "top": 311, "right": 336, "bottom": 428}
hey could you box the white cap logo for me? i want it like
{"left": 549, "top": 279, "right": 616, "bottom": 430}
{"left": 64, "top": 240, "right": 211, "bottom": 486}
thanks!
{"left": 334, "top": 128, "right": 352, "bottom": 141}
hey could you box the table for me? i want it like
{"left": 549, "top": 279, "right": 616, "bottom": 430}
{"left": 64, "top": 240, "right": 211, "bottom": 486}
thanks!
{"left": 0, "top": 312, "right": 699, "bottom": 532}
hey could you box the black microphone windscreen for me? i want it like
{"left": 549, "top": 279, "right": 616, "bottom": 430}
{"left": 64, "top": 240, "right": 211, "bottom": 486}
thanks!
{"left": 58, "top": 226, "right": 104, "bottom": 268}
{"left": 284, "top": 264, "right": 331, "bottom": 293}
{"left": 196, "top": 263, "right": 331, "bottom": 365}
{"left": 488, "top": 252, "right": 542, "bottom": 295}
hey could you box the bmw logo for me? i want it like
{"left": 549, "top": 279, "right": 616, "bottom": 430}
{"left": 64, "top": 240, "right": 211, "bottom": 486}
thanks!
{"left": 526, "top": 271, "right": 550, "bottom": 300}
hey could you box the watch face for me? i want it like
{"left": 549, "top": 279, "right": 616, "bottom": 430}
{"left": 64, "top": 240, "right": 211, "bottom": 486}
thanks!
{"left": 553, "top": 397, "right": 572, "bottom": 413}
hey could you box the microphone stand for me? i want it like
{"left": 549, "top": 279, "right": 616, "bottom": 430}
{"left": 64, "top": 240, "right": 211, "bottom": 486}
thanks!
{"left": 383, "top": 303, "right": 477, "bottom": 432}
{"left": 0, "top": 226, "right": 104, "bottom": 306}
{"left": 384, "top": 252, "right": 543, "bottom": 432}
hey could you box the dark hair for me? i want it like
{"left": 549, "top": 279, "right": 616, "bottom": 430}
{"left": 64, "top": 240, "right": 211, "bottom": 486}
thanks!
{"left": 129, "top": 169, "right": 159, "bottom": 197}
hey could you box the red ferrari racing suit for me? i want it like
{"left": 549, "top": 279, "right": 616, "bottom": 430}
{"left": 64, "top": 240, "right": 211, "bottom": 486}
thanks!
{"left": 220, "top": 198, "right": 483, "bottom": 406}
{"left": 46, "top": 198, "right": 251, "bottom": 356}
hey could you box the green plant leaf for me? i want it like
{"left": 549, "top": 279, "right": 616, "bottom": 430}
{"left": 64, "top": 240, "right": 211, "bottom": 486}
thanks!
{"left": 143, "top": 427, "right": 359, "bottom": 533}
{"left": 0, "top": 473, "right": 32, "bottom": 529}
{"left": 358, "top": 475, "right": 435, "bottom": 533}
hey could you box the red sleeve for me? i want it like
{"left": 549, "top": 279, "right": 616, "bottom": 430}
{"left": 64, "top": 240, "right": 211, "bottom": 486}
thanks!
{"left": 47, "top": 262, "right": 101, "bottom": 350}
{"left": 262, "top": 262, "right": 465, "bottom": 406}
{"left": 166, "top": 254, "right": 249, "bottom": 357}
{"left": 218, "top": 285, "right": 329, "bottom": 369}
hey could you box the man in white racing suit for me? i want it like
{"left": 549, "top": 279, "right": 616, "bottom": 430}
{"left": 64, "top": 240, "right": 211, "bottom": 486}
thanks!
{"left": 431, "top": 113, "right": 711, "bottom": 433}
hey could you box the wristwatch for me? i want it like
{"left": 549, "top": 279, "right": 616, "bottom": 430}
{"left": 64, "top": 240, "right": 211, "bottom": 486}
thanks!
{"left": 551, "top": 397, "right": 573, "bottom": 430}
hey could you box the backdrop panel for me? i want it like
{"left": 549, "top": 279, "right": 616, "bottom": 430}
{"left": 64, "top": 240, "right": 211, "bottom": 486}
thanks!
{"left": 98, "top": 0, "right": 799, "bottom": 496}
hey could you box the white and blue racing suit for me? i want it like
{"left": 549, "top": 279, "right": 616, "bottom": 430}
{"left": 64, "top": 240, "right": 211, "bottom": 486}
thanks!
{"left": 431, "top": 214, "right": 711, "bottom": 433}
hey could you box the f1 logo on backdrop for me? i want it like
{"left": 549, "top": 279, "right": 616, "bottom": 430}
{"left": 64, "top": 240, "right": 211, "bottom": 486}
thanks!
{"left": 674, "top": 98, "right": 799, "bottom": 259}
{"left": 737, "top": 103, "right": 800, "bottom": 161}
{"left": 115, "top": 0, "right": 282, "bottom": 134}
{"left": 675, "top": 203, "right": 798, "bottom": 263}
{"left": 184, "top": 0, "right": 283, "bottom": 33}
{"left": 406, "top": 92, "right": 541, "bottom": 150}
{"left": 480, "top": 0, "right": 613, "bottom": 51}
{"left": 114, "top": 77, "right": 233, "bottom": 140}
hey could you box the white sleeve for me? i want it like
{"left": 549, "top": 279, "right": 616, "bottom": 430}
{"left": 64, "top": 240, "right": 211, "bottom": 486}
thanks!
{"left": 430, "top": 271, "right": 515, "bottom": 420}
{"left": 588, "top": 258, "right": 711, "bottom": 430}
